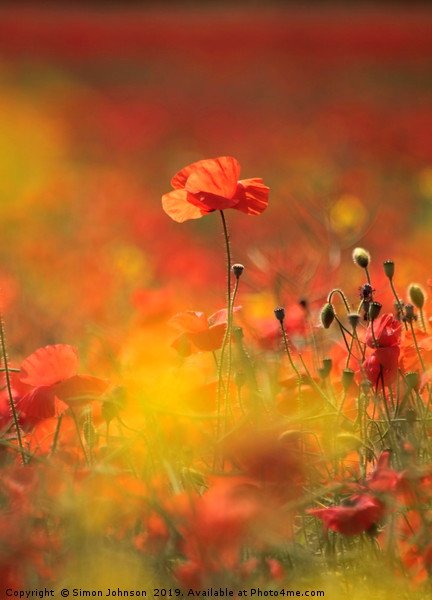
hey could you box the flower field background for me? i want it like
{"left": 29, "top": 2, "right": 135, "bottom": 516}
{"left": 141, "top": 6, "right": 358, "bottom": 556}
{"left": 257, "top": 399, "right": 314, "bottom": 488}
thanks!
{"left": 1, "top": 4, "right": 432, "bottom": 598}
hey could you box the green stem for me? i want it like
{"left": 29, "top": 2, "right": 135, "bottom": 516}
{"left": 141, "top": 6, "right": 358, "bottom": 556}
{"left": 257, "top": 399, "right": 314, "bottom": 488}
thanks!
{"left": 419, "top": 308, "right": 427, "bottom": 333}
{"left": 409, "top": 320, "right": 426, "bottom": 372}
{"left": 70, "top": 407, "right": 89, "bottom": 466}
{"left": 215, "top": 210, "right": 232, "bottom": 469}
{"left": 327, "top": 289, "right": 351, "bottom": 312}
{"left": 0, "top": 313, "right": 26, "bottom": 464}
{"left": 50, "top": 414, "right": 63, "bottom": 456}
{"left": 389, "top": 278, "right": 407, "bottom": 330}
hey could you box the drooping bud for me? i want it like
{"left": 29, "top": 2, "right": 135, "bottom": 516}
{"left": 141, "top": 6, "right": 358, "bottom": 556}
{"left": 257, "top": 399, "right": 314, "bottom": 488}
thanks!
{"left": 353, "top": 247, "right": 371, "bottom": 269}
{"left": 405, "top": 371, "right": 419, "bottom": 390}
{"left": 368, "top": 301, "right": 382, "bottom": 321}
{"left": 341, "top": 368, "right": 355, "bottom": 391}
{"left": 383, "top": 260, "right": 395, "bottom": 279}
{"left": 347, "top": 313, "right": 361, "bottom": 330}
{"left": 274, "top": 306, "right": 285, "bottom": 323}
{"left": 408, "top": 284, "right": 425, "bottom": 310}
{"left": 320, "top": 303, "right": 335, "bottom": 329}
{"left": 232, "top": 263, "right": 245, "bottom": 279}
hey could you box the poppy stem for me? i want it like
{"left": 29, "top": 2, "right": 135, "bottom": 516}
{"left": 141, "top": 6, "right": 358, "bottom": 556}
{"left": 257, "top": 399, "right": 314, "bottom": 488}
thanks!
{"left": 215, "top": 210, "right": 233, "bottom": 469}
{"left": 0, "top": 311, "right": 26, "bottom": 464}
{"left": 69, "top": 407, "right": 90, "bottom": 466}
{"left": 409, "top": 320, "right": 426, "bottom": 372}
{"left": 50, "top": 414, "right": 63, "bottom": 456}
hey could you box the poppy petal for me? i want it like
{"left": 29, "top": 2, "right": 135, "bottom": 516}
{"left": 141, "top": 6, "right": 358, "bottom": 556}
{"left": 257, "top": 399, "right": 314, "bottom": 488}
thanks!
{"left": 17, "top": 386, "right": 68, "bottom": 421}
{"left": 20, "top": 345, "right": 79, "bottom": 387}
{"left": 168, "top": 311, "right": 209, "bottom": 333}
{"left": 162, "top": 189, "right": 206, "bottom": 223}
{"left": 53, "top": 375, "right": 109, "bottom": 406}
{"left": 233, "top": 178, "right": 270, "bottom": 215}
{"left": 185, "top": 157, "right": 240, "bottom": 199}
{"left": 170, "top": 159, "right": 208, "bottom": 189}
{"left": 207, "top": 306, "right": 242, "bottom": 327}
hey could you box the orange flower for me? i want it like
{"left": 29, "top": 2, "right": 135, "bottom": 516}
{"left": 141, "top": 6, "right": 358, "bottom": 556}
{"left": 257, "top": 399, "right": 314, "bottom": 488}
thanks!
{"left": 162, "top": 156, "right": 269, "bottom": 223}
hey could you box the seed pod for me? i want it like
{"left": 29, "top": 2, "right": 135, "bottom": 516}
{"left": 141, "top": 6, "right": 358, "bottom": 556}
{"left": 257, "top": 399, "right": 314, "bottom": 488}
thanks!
{"left": 232, "top": 263, "right": 245, "bottom": 279}
{"left": 368, "top": 301, "right": 382, "bottom": 321}
{"left": 234, "top": 371, "right": 246, "bottom": 388}
{"left": 383, "top": 260, "right": 395, "bottom": 279}
{"left": 274, "top": 306, "right": 285, "bottom": 323}
{"left": 348, "top": 313, "right": 361, "bottom": 330}
{"left": 404, "top": 303, "right": 416, "bottom": 323}
{"left": 318, "top": 357, "right": 332, "bottom": 379}
{"left": 405, "top": 408, "right": 417, "bottom": 425}
{"left": 341, "top": 368, "right": 355, "bottom": 391}
{"left": 405, "top": 371, "right": 419, "bottom": 390}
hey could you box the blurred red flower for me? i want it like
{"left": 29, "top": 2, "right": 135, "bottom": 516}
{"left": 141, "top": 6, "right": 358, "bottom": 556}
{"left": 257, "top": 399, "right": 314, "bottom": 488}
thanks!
{"left": 162, "top": 156, "right": 269, "bottom": 223}
{"left": 169, "top": 307, "right": 241, "bottom": 356}
{"left": 309, "top": 494, "right": 385, "bottom": 536}
{"left": 17, "top": 344, "right": 109, "bottom": 424}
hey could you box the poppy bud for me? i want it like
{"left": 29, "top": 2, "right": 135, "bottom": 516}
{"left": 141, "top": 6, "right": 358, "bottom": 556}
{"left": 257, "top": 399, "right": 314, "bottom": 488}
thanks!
{"left": 353, "top": 247, "right": 371, "bottom": 269}
{"left": 234, "top": 370, "right": 246, "bottom": 388}
{"left": 320, "top": 303, "right": 335, "bottom": 329}
{"left": 408, "top": 284, "right": 425, "bottom": 310}
{"left": 232, "top": 263, "right": 245, "bottom": 279}
{"left": 274, "top": 306, "right": 285, "bottom": 323}
{"left": 342, "top": 368, "right": 355, "bottom": 391}
{"left": 383, "top": 260, "right": 395, "bottom": 279}
{"left": 405, "top": 371, "right": 419, "bottom": 390}
{"left": 404, "top": 303, "right": 416, "bottom": 323}
{"left": 368, "top": 301, "right": 382, "bottom": 321}
{"left": 348, "top": 313, "right": 361, "bottom": 330}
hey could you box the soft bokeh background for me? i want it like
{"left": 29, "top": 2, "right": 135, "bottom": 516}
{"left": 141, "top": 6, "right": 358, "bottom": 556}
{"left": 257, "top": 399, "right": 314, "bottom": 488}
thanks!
{"left": 0, "top": 2, "right": 432, "bottom": 367}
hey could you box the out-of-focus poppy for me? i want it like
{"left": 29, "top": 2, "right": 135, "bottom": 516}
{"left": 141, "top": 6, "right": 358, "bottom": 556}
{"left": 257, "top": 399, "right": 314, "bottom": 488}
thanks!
{"left": 17, "top": 344, "right": 109, "bottom": 424}
{"left": 169, "top": 307, "right": 241, "bottom": 356}
{"left": 309, "top": 493, "right": 385, "bottom": 536}
{"left": 162, "top": 156, "right": 269, "bottom": 223}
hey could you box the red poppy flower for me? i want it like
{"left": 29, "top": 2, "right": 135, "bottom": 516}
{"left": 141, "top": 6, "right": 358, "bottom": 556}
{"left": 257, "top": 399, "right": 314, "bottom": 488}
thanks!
{"left": 365, "top": 313, "right": 402, "bottom": 348}
{"left": 169, "top": 307, "right": 241, "bottom": 356}
{"left": 362, "top": 346, "right": 400, "bottom": 386}
{"left": 162, "top": 156, "right": 269, "bottom": 223}
{"left": 309, "top": 494, "right": 385, "bottom": 536}
{"left": 17, "top": 344, "right": 109, "bottom": 423}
